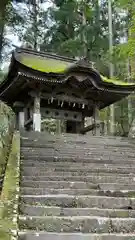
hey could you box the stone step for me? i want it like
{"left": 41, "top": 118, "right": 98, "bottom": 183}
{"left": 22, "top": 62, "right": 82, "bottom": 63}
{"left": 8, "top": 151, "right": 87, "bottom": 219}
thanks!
{"left": 20, "top": 157, "right": 135, "bottom": 165}
{"left": 21, "top": 142, "right": 134, "bottom": 149}
{"left": 21, "top": 171, "right": 134, "bottom": 178}
{"left": 21, "top": 145, "right": 134, "bottom": 155}
{"left": 21, "top": 147, "right": 135, "bottom": 156}
{"left": 21, "top": 151, "right": 135, "bottom": 160}
{"left": 21, "top": 141, "right": 132, "bottom": 149}
{"left": 21, "top": 133, "right": 125, "bottom": 139}
{"left": 20, "top": 180, "right": 135, "bottom": 191}
{"left": 20, "top": 195, "right": 135, "bottom": 209}
{"left": 20, "top": 161, "right": 135, "bottom": 169}
{"left": 21, "top": 175, "right": 135, "bottom": 184}
{"left": 18, "top": 215, "right": 135, "bottom": 233}
{"left": 20, "top": 188, "right": 135, "bottom": 198}
{"left": 20, "top": 205, "right": 135, "bottom": 218}
{"left": 21, "top": 165, "right": 135, "bottom": 175}
{"left": 23, "top": 139, "right": 132, "bottom": 146}
{"left": 18, "top": 232, "right": 135, "bottom": 240}
{"left": 21, "top": 153, "right": 134, "bottom": 162}
{"left": 21, "top": 133, "right": 129, "bottom": 144}
{"left": 22, "top": 151, "right": 133, "bottom": 159}
{"left": 20, "top": 180, "right": 99, "bottom": 189}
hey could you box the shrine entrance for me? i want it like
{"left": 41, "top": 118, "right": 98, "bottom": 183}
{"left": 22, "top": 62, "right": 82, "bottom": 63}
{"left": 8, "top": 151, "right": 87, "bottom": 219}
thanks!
{"left": 0, "top": 47, "right": 135, "bottom": 135}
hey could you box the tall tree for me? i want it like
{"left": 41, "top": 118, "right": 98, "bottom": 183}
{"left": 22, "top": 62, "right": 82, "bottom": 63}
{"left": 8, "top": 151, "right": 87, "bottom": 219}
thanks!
{"left": 0, "top": 0, "right": 25, "bottom": 64}
{"left": 20, "top": 0, "right": 48, "bottom": 50}
{"left": 0, "top": 1, "right": 9, "bottom": 63}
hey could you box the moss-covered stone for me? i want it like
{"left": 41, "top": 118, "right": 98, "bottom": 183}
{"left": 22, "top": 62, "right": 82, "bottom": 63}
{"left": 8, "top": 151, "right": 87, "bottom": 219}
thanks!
{"left": 0, "top": 132, "right": 20, "bottom": 240}
{"left": 0, "top": 101, "right": 15, "bottom": 192}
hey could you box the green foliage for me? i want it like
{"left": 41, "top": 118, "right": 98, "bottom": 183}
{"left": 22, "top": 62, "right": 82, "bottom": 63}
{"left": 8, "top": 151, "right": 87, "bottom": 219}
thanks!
{"left": 113, "top": 0, "right": 135, "bottom": 75}
{"left": 41, "top": 119, "right": 66, "bottom": 134}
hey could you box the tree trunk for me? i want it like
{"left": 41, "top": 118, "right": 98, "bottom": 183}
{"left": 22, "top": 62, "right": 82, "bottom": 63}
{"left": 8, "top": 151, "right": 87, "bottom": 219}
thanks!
{"left": 0, "top": 1, "right": 7, "bottom": 63}
{"left": 108, "top": 0, "right": 115, "bottom": 135}
{"left": 32, "top": 0, "right": 38, "bottom": 50}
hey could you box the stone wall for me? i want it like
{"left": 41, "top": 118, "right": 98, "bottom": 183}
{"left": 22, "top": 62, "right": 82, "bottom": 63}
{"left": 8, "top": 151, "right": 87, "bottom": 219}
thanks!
{"left": 0, "top": 101, "right": 14, "bottom": 193}
{"left": 0, "top": 132, "right": 20, "bottom": 240}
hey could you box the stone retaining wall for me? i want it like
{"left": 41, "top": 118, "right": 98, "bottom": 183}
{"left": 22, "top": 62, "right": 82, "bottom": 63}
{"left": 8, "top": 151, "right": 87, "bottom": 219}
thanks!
{"left": 0, "top": 131, "right": 20, "bottom": 240}
{"left": 0, "top": 101, "right": 15, "bottom": 194}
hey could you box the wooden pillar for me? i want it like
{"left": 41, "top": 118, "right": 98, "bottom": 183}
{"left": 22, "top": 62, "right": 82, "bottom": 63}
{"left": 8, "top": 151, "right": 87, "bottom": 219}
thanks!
{"left": 56, "top": 120, "right": 61, "bottom": 134}
{"left": 13, "top": 102, "right": 25, "bottom": 130}
{"left": 92, "top": 103, "right": 100, "bottom": 136}
{"left": 33, "top": 93, "right": 41, "bottom": 132}
{"left": 18, "top": 111, "right": 25, "bottom": 130}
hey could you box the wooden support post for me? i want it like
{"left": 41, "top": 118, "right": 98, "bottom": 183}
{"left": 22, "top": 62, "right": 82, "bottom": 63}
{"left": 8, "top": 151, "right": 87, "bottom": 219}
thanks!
{"left": 13, "top": 102, "right": 25, "bottom": 130}
{"left": 92, "top": 103, "right": 100, "bottom": 136}
{"left": 56, "top": 120, "right": 61, "bottom": 134}
{"left": 18, "top": 111, "right": 25, "bottom": 130}
{"left": 33, "top": 93, "right": 41, "bottom": 132}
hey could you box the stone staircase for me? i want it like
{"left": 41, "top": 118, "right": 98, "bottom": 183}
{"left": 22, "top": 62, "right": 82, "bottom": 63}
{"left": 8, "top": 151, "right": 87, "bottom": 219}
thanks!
{"left": 18, "top": 131, "right": 135, "bottom": 239}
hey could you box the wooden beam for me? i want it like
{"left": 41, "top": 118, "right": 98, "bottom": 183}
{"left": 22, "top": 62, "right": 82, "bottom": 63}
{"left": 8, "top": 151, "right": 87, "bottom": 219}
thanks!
{"left": 29, "top": 91, "right": 89, "bottom": 106}
{"left": 41, "top": 107, "right": 82, "bottom": 122}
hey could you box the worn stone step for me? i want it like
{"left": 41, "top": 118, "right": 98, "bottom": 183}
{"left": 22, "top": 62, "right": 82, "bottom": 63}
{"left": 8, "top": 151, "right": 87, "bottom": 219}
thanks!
{"left": 21, "top": 141, "right": 133, "bottom": 153}
{"left": 21, "top": 143, "right": 134, "bottom": 150}
{"left": 20, "top": 188, "right": 135, "bottom": 198}
{"left": 18, "top": 232, "right": 135, "bottom": 240}
{"left": 21, "top": 139, "right": 133, "bottom": 146}
{"left": 18, "top": 215, "right": 135, "bottom": 233}
{"left": 20, "top": 134, "right": 131, "bottom": 144}
{"left": 20, "top": 195, "right": 135, "bottom": 209}
{"left": 21, "top": 145, "right": 134, "bottom": 156}
{"left": 20, "top": 180, "right": 135, "bottom": 191}
{"left": 20, "top": 157, "right": 135, "bottom": 165}
{"left": 21, "top": 165, "right": 135, "bottom": 175}
{"left": 20, "top": 180, "right": 99, "bottom": 189}
{"left": 20, "top": 161, "right": 135, "bottom": 169}
{"left": 21, "top": 147, "right": 135, "bottom": 157}
{"left": 21, "top": 154, "right": 134, "bottom": 163}
{"left": 21, "top": 142, "right": 132, "bottom": 149}
{"left": 20, "top": 205, "right": 135, "bottom": 218}
{"left": 21, "top": 147, "right": 134, "bottom": 157}
{"left": 21, "top": 171, "right": 134, "bottom": 178}
{"left": 21, "top": 142, "right": 132, "bottom": 150}
{"left": 21, "top": 152, "right": 135, "bottom": 161}
{"left": 21, "top": 175, "right": 135, "bottom": 184}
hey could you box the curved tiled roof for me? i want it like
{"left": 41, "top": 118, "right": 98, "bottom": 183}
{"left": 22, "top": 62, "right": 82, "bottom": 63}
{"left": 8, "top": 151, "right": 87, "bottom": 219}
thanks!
{"left": 14, "top": 48, "right": 135, "bottom": 87}
{"left": 0, "top": 47, "right": 135, "bottom": 110}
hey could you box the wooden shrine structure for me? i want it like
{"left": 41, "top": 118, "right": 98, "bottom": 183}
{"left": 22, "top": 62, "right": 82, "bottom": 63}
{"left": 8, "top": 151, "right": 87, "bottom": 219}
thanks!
{"left": 0, "top": 47, "right": 135, "bottom": 134}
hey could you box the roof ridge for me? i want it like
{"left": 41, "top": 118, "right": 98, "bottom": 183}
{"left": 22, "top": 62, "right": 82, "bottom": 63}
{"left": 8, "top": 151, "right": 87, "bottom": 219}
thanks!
{"left": 16, "top": 47, "right": 77, "bottom": 63}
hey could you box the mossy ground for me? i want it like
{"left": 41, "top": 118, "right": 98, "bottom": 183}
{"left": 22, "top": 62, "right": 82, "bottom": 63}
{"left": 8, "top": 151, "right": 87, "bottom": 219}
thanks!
{"left": 0, "top": 132, "right": 20, "bottom": 240}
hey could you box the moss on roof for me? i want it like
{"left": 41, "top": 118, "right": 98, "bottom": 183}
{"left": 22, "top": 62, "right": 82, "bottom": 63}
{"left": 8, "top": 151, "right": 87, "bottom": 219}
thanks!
{"left": 18, "top": 52, "right": 135, "bottom": 87}
{"left": 101, "top": 76, "right": 135, "bottom": 86}
{"left": 20, "top": 53, "right": 72, "bottom": 73}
